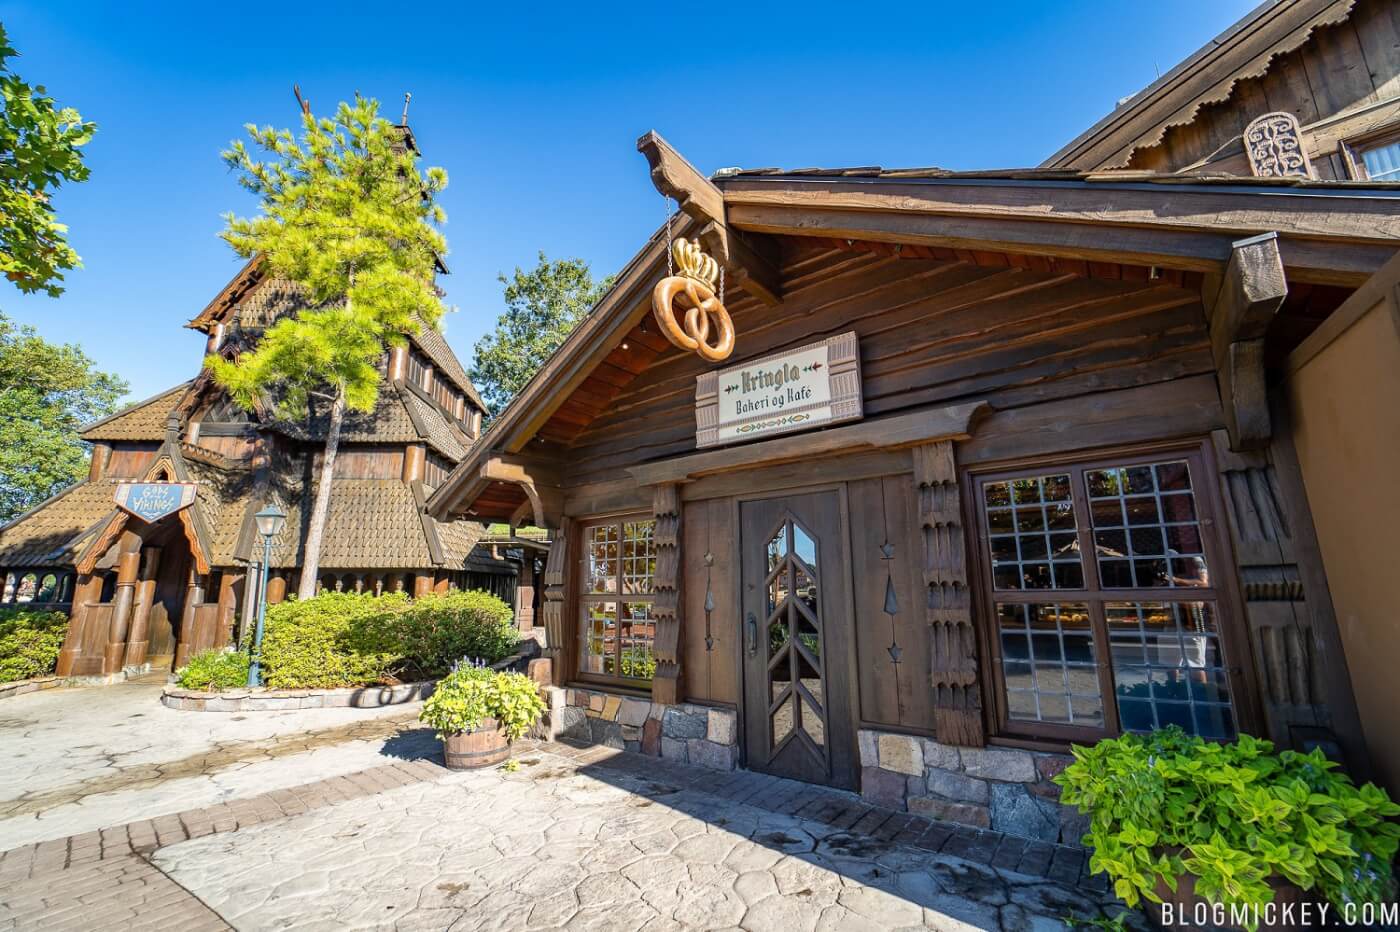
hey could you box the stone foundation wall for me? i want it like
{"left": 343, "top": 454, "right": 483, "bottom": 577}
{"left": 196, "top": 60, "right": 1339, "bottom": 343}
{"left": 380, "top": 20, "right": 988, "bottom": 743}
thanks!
{"left": 857, "top": 729, "right": 1087, "bottom": 846}
{"left": 162, "top": 680, "right": 435, "bottom": 712}
{"left": 544, "top": 686, "right": 737, "bottom": 771}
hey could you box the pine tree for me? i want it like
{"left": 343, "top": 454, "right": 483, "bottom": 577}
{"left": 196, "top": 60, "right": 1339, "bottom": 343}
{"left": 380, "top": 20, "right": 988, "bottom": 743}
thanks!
{"left": 211, "top": 95, "right": 448, "bottom": 599}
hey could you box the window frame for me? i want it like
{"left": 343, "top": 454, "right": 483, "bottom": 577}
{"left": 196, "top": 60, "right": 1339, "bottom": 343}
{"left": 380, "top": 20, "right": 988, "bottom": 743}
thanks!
{"left": 1341, "top": 123, "right": 1400, "bottom": 181}
{"left": 969, "top": 444, "right": 1251, "bottom": 745}
{"left": 574, "top": 513, "right": 658, "bottom": 690}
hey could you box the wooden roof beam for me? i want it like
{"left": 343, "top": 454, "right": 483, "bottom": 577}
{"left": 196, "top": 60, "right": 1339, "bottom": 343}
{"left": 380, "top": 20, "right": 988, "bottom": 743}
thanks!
{"left": 1205, "top": 232, "right": 1288, "bottom": 451}
{"left": 637, "top": 131, "right": 782, "bottom": 306}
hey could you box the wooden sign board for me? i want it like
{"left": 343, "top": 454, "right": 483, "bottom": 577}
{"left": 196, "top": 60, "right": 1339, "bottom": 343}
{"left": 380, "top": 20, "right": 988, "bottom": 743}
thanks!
{"left": 114, "top": 482, "right": 197, "bottom": 524}
{"left": 696, "top": 331, "right": 862, "bottom": 448}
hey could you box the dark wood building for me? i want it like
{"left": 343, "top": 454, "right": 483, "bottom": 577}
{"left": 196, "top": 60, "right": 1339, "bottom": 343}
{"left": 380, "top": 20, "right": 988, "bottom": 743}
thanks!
{"left": 428, "top": 0, "right": 1400, "bottom": 840}
{"left": 0, "top": 257, "right": 518, "bottom": 679}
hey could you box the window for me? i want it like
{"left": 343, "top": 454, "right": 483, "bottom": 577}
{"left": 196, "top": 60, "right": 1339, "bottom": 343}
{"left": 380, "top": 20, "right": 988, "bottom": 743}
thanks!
{"left": 577, "top": 517, "right": 657, "bottom": 684}
{"left": 1343, "top": 126, "right": 1400, "bottom": 181}
{"left": 976, "top": 450, "right": 1239, "bottom": 742}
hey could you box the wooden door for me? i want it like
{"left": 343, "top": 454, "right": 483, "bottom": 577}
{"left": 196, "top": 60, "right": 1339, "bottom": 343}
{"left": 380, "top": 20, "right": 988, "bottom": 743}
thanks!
{"left": 741, "top": 490, "right": 858, "bottom": 789}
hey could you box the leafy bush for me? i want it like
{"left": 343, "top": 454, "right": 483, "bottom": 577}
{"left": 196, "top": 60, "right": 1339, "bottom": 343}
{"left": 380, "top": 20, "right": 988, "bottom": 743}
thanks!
{"left": 419, "top": 664, "right": 545, "bottom": 740}
{"left": 1055, "top": 727, "right": 1400, "bottom": 918}
{"left": 350, "top": 589, "right": 517, "bottom": 679}
{"left": 0, "top": 607, "right": 67, "bottom": 682}
{"left": 176, "top": 649, "right": 250, "bottom": 690}
{"left": 259, "top": 591, "right": 405, "bottom": 689}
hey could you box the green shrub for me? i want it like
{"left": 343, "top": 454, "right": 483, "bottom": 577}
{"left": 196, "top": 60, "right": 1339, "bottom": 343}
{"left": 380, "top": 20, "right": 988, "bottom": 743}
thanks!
{"left": 419, "top": 664, "right": 545, "bottom": 740}
{"left": 259, "top": 591, "right": 405, "bottom": 689}
{"left": 353, "top": 590, "right": 517, "bottom": 678}
{"left": 0, "top": 607, "right": 67, "bottom": 683}
{"left": 176, "top": 649, "right": 250, "bottom": 690}
{"left": 1055, "top": 727, "right": 1400, "bottom": 919}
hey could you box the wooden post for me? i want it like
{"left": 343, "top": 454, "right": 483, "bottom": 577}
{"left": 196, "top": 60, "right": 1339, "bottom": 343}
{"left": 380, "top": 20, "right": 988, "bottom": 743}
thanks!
{"left": 124, "top": 546, "right": 162, "bottom": 667}
{"left": 105, "top": 549, "right": 142, "bottom": 674}
{"left": 387, "top": 344, "right": 408, "bottom": 382}
{"left": 515, "top": 558, "right": 536, "bottom": 630}
{"left": 402, "top": 444, "right": 426, "bottom": 483}
{"left": 88, "top": 443, "right": 111, "bottom": 481}
{"left": 914, "top": 441, "right": 984, "bottom": 747}
{"left": 216, "top": 572, "right": 241, "bottom": 649}
{"left": 434, "top": 574, "right": 451, "bottom": 594}
{"left": 541, "top": 518, "right": 572, "bottom": 687}
{"left": 266, "top": 572, "right": 286, "bottom": 604}
{"left": 413, "top": 574, "right": 432, "bottom": 598}
{"left": 175, "top": 570, "right": 205, "bottom": 669}
{"left": 57, "top": 574, "right": 103, "bottom": 675}
{"left": 1207, "top": 233, "right": 1288, "bottom": 451}
{"left": 651, "top": 483, "right": 683, "bottom": 706}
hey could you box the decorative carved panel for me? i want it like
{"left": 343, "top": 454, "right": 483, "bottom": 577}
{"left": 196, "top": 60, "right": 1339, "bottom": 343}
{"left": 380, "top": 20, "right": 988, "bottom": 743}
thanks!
{"left": 1244, "top": 112, "right": 1314, "bottom": 179}
{"left": 541, "top": 517, "right": 572, "bottom": 687}
{"left": 651, "top": 483, "right": 683, "bottom": 705}
{"left": 914, "top": 440, "right": 984, "bottom": 747}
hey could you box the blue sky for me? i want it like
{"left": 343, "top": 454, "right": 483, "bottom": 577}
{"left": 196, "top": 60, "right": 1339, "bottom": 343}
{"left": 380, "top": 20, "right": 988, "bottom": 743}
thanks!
{"left": 3, "top": 1, "right": 1255, "bottom": 403}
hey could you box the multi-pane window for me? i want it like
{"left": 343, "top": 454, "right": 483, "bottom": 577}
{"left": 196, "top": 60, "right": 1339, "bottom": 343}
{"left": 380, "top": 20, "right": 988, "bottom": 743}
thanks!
{"left": 578, "top": 517, "right": 657, "bottom": 684}
{"left": 1359, "top": 139, "right": 1400, "bottom": 182}
{"left": 978, "top": 451, "right": 1238, "bottom": 741}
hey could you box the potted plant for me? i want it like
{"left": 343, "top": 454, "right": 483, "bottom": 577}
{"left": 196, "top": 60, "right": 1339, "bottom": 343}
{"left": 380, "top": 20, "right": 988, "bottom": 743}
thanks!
{"left": 419, "top": 662, "right": 546, "bottom": 770}
{"left": 1055, "top": 727, "right": 1399, "bottom": 930}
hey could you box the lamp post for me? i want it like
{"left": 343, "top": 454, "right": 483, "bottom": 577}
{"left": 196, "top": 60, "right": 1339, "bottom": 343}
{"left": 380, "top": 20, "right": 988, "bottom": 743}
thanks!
{"left": 247, "top": 504, "right": 287, "bottom": 688}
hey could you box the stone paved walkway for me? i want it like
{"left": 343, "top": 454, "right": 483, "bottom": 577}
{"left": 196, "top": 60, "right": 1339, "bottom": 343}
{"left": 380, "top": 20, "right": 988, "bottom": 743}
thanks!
{"left": 0, "top": 684, "right": 1144, "bottom": 930}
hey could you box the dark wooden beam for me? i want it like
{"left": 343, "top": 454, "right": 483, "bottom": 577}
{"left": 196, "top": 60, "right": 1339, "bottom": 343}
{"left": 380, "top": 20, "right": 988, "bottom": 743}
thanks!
{"left": 637, "top": 131, "right": 783, "bottom": 306}
{"left": 1206, "top": 232, "right": 1288, "bottom": 451}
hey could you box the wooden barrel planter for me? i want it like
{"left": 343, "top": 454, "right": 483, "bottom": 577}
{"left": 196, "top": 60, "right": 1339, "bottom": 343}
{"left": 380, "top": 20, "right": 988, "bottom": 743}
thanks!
{"left": 441, "top": 718, "right": 509, "bottom": 770}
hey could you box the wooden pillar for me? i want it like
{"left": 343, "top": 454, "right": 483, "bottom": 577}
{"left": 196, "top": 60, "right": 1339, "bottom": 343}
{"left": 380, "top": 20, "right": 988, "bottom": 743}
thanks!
{"left": 216, "top": 571, "right": 242, "bottom": 649}
{"left": 434, "top": 574, "right": 451, "bottom": 594}
{"left": 56, "top": 573, "right": 103, "bottom": 675}
{"left": 651, "top": 483, "right": 683, "bottom": 706}
{"left": 914, "top": 441, "right": 984, "bottom": 747}
{"left": 402, "top": 444, "right": 426, "bottom": 483}
{"left": 88, "top": 443, "right": 112, "bottom": 481}
{"left": 124, "top": 546, "right": 163, "bottom": 667}
{"left": 541, "top": 518, "right": 572, "bottom": 687}
{"left": 1206, "top": 233, "right": 1287, "bottom": 452}
{"left": 105, "top": 549, "right": 142, "bottom": 674}
{"left": 387, "top": 344, "right": 408, "bottom": 382}
{"left": 413, "top": 573, "right": 432, "bottom": 598}
{"left": 174, "top": 570, "right": 206, "bottom": 669}
{"left": 515, "top": 558, "right": 536, "bottom": 630}
{"left": 266, "top": 572, "right": 286, "bottom": 604}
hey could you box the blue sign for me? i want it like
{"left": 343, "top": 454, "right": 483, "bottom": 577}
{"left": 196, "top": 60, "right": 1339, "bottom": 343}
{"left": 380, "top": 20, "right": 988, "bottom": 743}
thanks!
{"left": 114, "top": 482, "right": 197, "bottom": 524}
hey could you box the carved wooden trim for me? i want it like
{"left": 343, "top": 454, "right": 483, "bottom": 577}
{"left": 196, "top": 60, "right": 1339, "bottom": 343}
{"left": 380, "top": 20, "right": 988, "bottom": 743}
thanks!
{"left": 913, "top": 440, "right": 984, "bottom": 747}
{"left": 541, "top": 517, "right": 572, "bottom": 688}
{"left": 651, "top": 483, "right": 683, "bottom": 705}
{"left": 1244, "top": 112, "right": 1314, "bottom": 179}
{"left": 1207, "top": 233, "right": 1288, "bottom": 451}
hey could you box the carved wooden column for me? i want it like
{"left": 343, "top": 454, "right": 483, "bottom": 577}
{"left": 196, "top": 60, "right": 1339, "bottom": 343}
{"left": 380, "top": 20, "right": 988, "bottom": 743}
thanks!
{"left": 413, "top": 574, "right": 433, "bottom": 598}
{"left": 175, "top": 569, "right": 205, "bottom": 669}
{"left": 215, "top": 571, "right": 242, "bottom": 649}
{"left": 125, "top": 546, "right": 163, "bottom": 667}
{"left": 651, "top": 484, "right": 683, "bottom": 706}
{"left": 57, "top": 573, "right": 104, "bottom": 675}
{"left": 1207, "top": 233, "right": 1287, "bottom": 452}
{"left": 540, "top": 518, "right": 573, "bottom": 687}
{"left": 515, "top": 558, "right": 536, "bottom": 631}
{"left": 914, "top": 440, "right": 984, "bottom": 747}
{"left": 105, "top": 548, "right": 142, "bottom": 674}
{"left": 266, "top": 572, "right": 286, "bottom": 604}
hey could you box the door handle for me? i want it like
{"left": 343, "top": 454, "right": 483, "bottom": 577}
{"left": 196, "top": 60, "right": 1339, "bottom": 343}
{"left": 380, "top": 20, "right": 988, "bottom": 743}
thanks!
{"left": 746, "top": 612, "right": 758, "bottom": 655}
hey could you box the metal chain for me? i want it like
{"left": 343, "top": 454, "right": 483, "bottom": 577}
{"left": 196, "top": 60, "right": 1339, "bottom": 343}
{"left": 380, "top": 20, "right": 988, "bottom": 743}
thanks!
{"left": 719, "top": 265, "right": 725, "bottom": 304}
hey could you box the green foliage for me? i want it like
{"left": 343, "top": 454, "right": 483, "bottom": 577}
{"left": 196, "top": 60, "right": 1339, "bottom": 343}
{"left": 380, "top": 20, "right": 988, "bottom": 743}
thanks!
{"left": 419, "top": 664, "right": 545, "bottom": 741}
{"left": 210, "top": 94, "right": 448, "bottom": 421}
{"left": 1055, "top": 727, "right": 1400, "bottom": 920}
{"left": 620, "top": 647, "right": 656, "bottom": 680}
{"left": 348, "top": 589, "right": 517, "bottom": 679}
{"left": 175, "top": 649, "right": 250, "bottom": 690}
{"left": 0, "top": 606, "right": 66, "bottom": 682}
{"left": 0, "top": 311, "right": 127, "bottom": 520}
{"left": 0, "top": 24, "right": 95, "bottom": 298}
{"left": 258, "top": 591, "right": 404, "bottom": 689}
{"left": 470, "top": 253, "right": 614, "bottom": 415}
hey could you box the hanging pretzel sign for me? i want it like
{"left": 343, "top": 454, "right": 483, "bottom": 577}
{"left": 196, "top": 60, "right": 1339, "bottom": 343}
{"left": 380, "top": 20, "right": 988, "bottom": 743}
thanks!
{"left": 652, "top": 237, "right": 734, "bottom": 362}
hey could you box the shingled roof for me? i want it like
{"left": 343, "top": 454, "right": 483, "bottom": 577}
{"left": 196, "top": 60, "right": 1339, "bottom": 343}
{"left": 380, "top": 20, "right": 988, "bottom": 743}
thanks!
{"left": 81, "top": 383, "right": 190, "bottom": 442}
{"left": 0, "top": 481, "right": 119, "bottom": 568}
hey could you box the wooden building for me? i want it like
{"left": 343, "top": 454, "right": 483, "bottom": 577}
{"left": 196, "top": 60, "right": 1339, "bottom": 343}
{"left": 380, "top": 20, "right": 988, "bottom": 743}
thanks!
{"left": 428, "top": 0, "right": 1400, "bottom": 840}
{"left": 0, "top": 255, "right": 518, "bottom": 679}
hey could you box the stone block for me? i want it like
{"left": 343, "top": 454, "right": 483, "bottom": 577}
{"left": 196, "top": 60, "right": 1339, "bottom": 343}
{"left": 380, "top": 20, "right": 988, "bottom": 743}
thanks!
{"left": 621, "top": 724, "right": 641, "bottom": 742}
{"left": 877, "top": 733, "right": 923, "bottom": 776}
{"left": 602, "top": 695, "right": 622, "bottom": 721}
{"left": 203, "top": 697, "right": 242, "bottom": 712}
{"left": 619, "top": 698, "right": 651, "bottom": 727}
{"left": 706, "top": 709, "right": 736, "bottom": 745}
{"left": 641, "top": 717, "right": 662, "bottom": 756}
{"left": 624, "top": 740, "right": 641, "bottom": 754}
{"left": 908, "top": 796, "right": 991, "bottom": 829}
{"left": 959, "top": 746, "right": 1036, "bottom": 782}
{"left": 689, "top": 739, "right": 735, "bottom": 771}
{"left": 858, "top": 730, "right": 878, "bottom": 767}
{"left": 554, "top": 706, "right": 589, "bottom": 741}
{"left": 300, "top": 695, "right": 324, "bottom": 709}
{"left": 919, "top": 738, "right": 961, "bottom": 771}
{"left": 1059, "top": 808, "right": 1092, "bottom": 847}
{"left": 662, "top": 707, "right": 706, "bottom": 740}
{"left": 989, "top": 783, "right": 1059, "bottom": 842}
{"left": 545, "top": 687, "right": 566, "bottom": 711}
{"left": 926, "top": 768, "right": 990, "bottom": 805}
{"left": 588, "top": 693, "right": 605, "bottom": 713}
{"left": 526, "top": 657, "right": 552, "bottom": 686}
{"left": 860, "top": 766, "right": 908, "bottom": 810}
{"left": 321, "top": 692, "right": 352, "bottom": 708}
{"left": 647, "top": 703, "right": 664, "bottom": 720}
{"left": 589, "top": 717, "right": 625, "bottom": 750}
{"left": 660, "top": 736, "right": 689, "bottom": 763}
{"left": 1035, "top": 753, "right": 1073, "bottom": 783}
